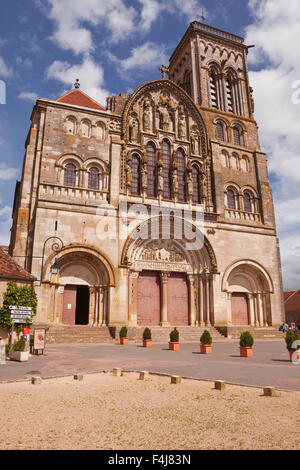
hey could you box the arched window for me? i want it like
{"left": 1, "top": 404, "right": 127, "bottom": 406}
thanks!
{"left": 227, "top": 189, "right": 236, "bottom": 210}
{"left": 176, "top": 148, "right": 186, "bottom": 202}
{"left": 192, "top": 165, "right": 201, "bottom": 204}
{"left": 65, "top": 116, "right": 76, "bottom": 134}
{"left": 88, "top": 167, "right": 100, "bottom": 190}
{"left": 146, "top": 142, "right": 156, "bottom": 198}
{"left": 131, "top": 154, "right": 141, "bottom": 196}
{"left": 233, "top": 126, "right": 243, "bottom": 146}
{"left": 161, "top": 140, "right": 171, "bottom": 200}
{"left": 64, "top": 163, "right": 76, "bottom": 186}
{"left": 225, "top": 78, "right": 234, "bottom": 113}
{"left": 210, "top": 71, "right": 218, "bottom": 109}
{"left": 243, "top": 192, "right": 252, "bottom": 212}
{"left": 216, "top": 121, "right": 226, "bottom": 141}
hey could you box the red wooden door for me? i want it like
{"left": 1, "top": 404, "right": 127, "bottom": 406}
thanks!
{"left": 231, "top": 293, "right": 249, "bottom": 325}
{"left": 137, "top": 271, "right": 161, "bottom": 326}
{"left": 62, "top": 285, "right": 77, "bottom": 325}
{"left": 167, "top": 273, "right": 189, "bottom": 326}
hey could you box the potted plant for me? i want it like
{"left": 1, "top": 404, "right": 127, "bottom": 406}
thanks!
{"left": 200, "top": 330, "right": 212, "bottom": 354}
{"left": 285, "top": 329, "right": 300, "bottom": 362}
{"left": 143, "top": 328, "right": 152, "bottom": 348}
{"left": 239, "top": 331, "right": 254, "bottom": 357}
{"left": 9, "top": 339, "right": 29, "bottom": 362}
{"left": 169, "top": 328, "right": 179, "bottom": 351}
{"left": 119, "top": 326, "right": 128, "bottom": 345}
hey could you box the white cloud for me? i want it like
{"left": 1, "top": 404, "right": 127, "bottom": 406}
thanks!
{"left": 108, "top": 42, "right": 169, "bottom": 75}
{"left": 245, "top": 0, "right": 300, "bottom": 289}
{"left": 46, "top": 56, "right": 109, "bottom": 106}
{"left": 46, "top": 0, "right": 137, "bottom": 53}
{"left": 18, "top": 92, "right": 39, "bottom": 102}
{"left": 0, "top": 56, "right": 13, "bottom": 78}
{"left": 0, "top": 164, "right": 19, "bottom": 181}
{"left": 0, "top": 205, "right": 12, "bottom": 245}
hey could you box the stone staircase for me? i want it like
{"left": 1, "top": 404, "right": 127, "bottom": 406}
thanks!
{"left": 32, "top": 325, "right": 115, "bottom": 344}
{"left": 113, "top": 326, "right": 226, "bottom": 343}
{"left": 215, "top": 326, "right": 284, "bottom": 340}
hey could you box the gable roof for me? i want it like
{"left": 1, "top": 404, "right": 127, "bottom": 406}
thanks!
{"left": 56, "top": 89, "right": 105, "bottom": 111}
{"left": 284, "top": 290, "right": 296, "bottom": 301}
{"left": 285, "top": 289, "right": 300, "bottom": 313}
{"left": 0, "top": 247, "right": 36, "bottom": 281}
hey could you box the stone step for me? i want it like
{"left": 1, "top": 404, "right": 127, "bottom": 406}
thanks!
{"left": 215, "top": 326, "right": 284, "bottom": 340}
{"left": 113, "top": 326, "right": 226, "bottom": 343}
{"left": 31, "top": 325, "right": 115, "bottom": 344}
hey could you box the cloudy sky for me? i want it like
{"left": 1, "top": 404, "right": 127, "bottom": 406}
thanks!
{"left": 0, "top": 0, "right": 299, "bottom": 289}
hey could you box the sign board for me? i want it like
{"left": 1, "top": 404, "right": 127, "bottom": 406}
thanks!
{"left": 33, "top": 329, "right": 45, "bottom": 351}
{"left": 0, "top": 343, "right": 5, "bottom": 364}
{"left": 13, "top": 318, "right": 33, "bottom": 324}
{"left": 23, "top": 328, "right": 30, "bottom": 335}
{"left": 11, "top": 314, "right": 33, "bottom": 319}
{"left": 10, "top": 306, "right": 32, "bottom": 311}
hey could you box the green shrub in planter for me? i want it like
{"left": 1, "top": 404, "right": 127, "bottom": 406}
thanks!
{"left": 12, "top": 339, "right": 26, "bottom": 352}
{"left": 143, "top": 328, "right": 152, "bottom": 341}
{"left": 285, "top": 330, "right": 300, "bottom": 351}
{"left": 240, "top": 331, "right": 254, "bottom": 348}
{"left": 169, "top": 328, "right": 179, "bottom": 343}
{"left": 200, "top": 330, "right": 212, "bottom": 345}
{"left": 119, "top": 326, "right": 128, "bottom": 338}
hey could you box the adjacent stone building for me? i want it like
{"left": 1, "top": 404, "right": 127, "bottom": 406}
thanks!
{"left": 8, "top": 21, "right": 285, "bottom": 336}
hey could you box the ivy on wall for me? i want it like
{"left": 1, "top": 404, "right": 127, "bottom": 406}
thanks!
{"left": 0, "top": 281, "right": 37, "bottom": 331}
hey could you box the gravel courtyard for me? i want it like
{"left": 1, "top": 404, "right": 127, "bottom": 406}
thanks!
{"left": 1, "top": 372, "right": 299, "bottom": 450}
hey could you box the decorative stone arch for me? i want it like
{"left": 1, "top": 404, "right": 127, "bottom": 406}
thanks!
{"left": 94, "top": 121, "right": 106, "bottom": 140}
{"left": 121, "top": 215, "right": 218, "bottom": 327}
{"left": 64, "top": 115, "right": 77, "bottom": 134}
{"left": 43, "top": 246, "right": 115, "bottom": 326}
{"left": 80, "top": 118, "right": 92, "bottom": 138}
{"left": 222, "top": 260, "right": 274, "bottom": 326}
{"left": 55, "top": 153, "right": 83, "bottom": 186}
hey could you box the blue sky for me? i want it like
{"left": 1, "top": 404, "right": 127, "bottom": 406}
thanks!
{"left": 0, "top": 0, "right": 299, "bottom": 290}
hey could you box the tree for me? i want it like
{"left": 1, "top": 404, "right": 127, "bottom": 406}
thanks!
{"left": 0, "top": 281, "right": 37, "bottom": 331}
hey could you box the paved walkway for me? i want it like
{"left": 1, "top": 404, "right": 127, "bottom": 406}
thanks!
{"left": 1, "top": 340, "right": 299, "bottom": 391}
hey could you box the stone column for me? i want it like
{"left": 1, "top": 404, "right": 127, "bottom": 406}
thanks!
{"left": 128, "top": 271, "right": 139, "bottom": 326}
{"left": 256, "top": 293, "right": 264, "bottom": 327}
{"left": 188, "top": 275, "right": 196, "bottom": 326}
{"left": 88, "top": 287, "right": 95, "bottom": 325}
{"left": 160, "top": 272, "right": 170, "bottom": 327}
{"left": 262, "top": 293, "right": 268, "bottom": 326}
{"left": 205, "top": 276, "right": 211, "bottom": 326}
{"left": 248, "top": 293, "right": 255, "bottom": 326}
{"left": 94, "top": 287, "right": 100, "bottom": 325}
{"left": 98, "top": 287, "right": 104, "bottom": 326}
{"left": 199, "top": 277, "right": 205, "bottom": 326}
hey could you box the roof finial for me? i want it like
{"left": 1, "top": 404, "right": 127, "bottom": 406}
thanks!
{"left": 159, "top": 65, "right": 169, "bottom": 79}
{"left": 74, "top": 78, "right": 80, "bottom": 89}
{"left": 197, "top": 9, "right": 207, "bottom": 23}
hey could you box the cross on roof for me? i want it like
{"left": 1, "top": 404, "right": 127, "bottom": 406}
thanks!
{"left": 159, "top": 65, "right": 169, "bottom": 79}
{"left": 197, "top": 9, "right": 207, "bottom": 23}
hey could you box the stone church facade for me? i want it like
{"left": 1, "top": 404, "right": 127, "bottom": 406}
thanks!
{"left": 9, "top": 22, "right": 285, "bottom": 333}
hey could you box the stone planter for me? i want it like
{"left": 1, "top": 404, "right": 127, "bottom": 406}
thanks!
{"left": 9, "top": 350, "right": 29, "bottom": 362}
{"left": 240, "top": 347, "right": 253, "bottom": 357}
{"left": 143, "top": 339, "right": 152, "bottom": 348}
{"left": 120, "top": 337, "right": 128, "bottom": 345}
{"left": 201, "top": 344, "right": 212, "bottom": 354}
{"left": 169, "top": 342, "right": 179, "bottom": 351}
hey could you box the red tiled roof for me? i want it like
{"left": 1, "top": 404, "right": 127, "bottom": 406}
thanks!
{"left": 285, "top": 289, "right": 300, "bottom": 313}
{"left": 284, "top": 290, "right": 296, "bottom": 301}
{"left": 56, "top": 89, "right": 105, "bottom": 111}
{"left": 0, "top": 247, "right": 36, "bottom": 281}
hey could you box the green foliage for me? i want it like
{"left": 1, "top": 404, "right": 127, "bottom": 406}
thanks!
{"left": 12, "top": 339, "right": 26, "bottom": 352}
{"left": 119, "top": 326, "right": 128, "bottom": 338}
{"left": 200, "top": 330, "right": 212, "bottom": 345}
{"left": 143, "top": 328, "right": 152, "bottom": 341}
{"left": 285, "top": 330, "right": 300, "bottom": 350}
{"left": 169, "top": 328, "right": 179, "bottom": 343}
{"left": 240, "top": 331, "right": 254, "bottom": 348}
{"left": 0, "top": 281, "right": 37, "bottom": 331}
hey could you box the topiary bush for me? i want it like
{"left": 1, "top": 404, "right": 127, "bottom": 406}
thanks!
{"left": 285, "top": 330, "right": 300, "bottom": 351}
{"left": 200, "top": 330, "right": 212, "bottom": 345}
{"left": 12, "top": 339, "right": 26, "bottom": 352}
{"left": 119, "top": 326, "right": 128, "bottom": 338}
{"left": 143, "top": 328, "right": 152, "bottom": 341}
{"left": 169, "top": 328, "right": 179, "bottom": 343}
{"left": 240, "top": 331, "right": 254, "bottom": 348}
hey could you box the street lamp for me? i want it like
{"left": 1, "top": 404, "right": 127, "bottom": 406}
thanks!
{"left": 39, "top": 237, "right": 64, "bottom": 285}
